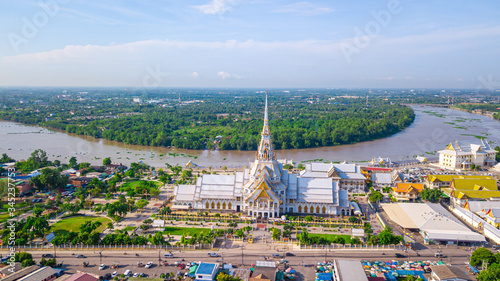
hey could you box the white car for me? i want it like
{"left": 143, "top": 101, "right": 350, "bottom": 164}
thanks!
{"left": 111, "top": 272, "right": 118, "bottom": 278}
{"left": 133, "top": 273, "right": 139, "bottom": 277}
{"left": 145, "top": 262, "right": 153, "bottom": 269}
{"left": 99, "top": 264, "right": 106, "bottom": 270}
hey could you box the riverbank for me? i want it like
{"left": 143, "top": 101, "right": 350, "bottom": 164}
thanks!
{"left": 1, "top": 105, "right": 499, "bottom": 167}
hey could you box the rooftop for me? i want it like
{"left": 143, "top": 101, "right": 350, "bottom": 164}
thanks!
{"left": 195, "top": 263, "right": 218, "bottom": 275}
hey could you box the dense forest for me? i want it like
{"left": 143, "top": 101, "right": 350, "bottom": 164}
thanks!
{"left": 0, "top": 88, "right": 418, "bottom": 150}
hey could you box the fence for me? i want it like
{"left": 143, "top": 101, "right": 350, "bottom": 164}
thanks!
{"left": 0, "top": 243, "right": 213, "bottom": 251}
{"left": 299, "top": 244, "right": 403, "bottom": 250}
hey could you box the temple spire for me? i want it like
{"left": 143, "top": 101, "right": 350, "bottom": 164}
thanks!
{"left": 256, "top": 91, "right": 275, "bottom": 161}
{"left": 264, "top": 91, "right": 268, "bottom": 124}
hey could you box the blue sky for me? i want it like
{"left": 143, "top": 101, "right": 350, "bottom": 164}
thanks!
{"left": 1, "top": 0, "right": 500, "bottom": 89}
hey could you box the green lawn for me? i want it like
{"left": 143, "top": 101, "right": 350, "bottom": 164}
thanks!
{"left": 309, "top": 233, "right": 353, "bottom": 244}
{"left": 123, "top": 226, "right": 136, "bottom": 232}
{"left": 51, "top": 215, "right": 111, "bottom": 234}
{"left": 120, "top": 180, "right": 162, "bottom": 192}
{"left": 162, "top": 226, "right": 211, "bottom": 236}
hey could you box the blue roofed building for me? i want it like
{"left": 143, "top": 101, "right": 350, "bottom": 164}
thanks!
{"left": 194, "top": 263, "right": 219, "bottom": 281}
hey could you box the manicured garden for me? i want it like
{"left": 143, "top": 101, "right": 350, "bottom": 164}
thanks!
{"left": 51, "top": 215, "right": 111, "bottom": 234}
{"left": 162, "top": 226, "right": 211, "bottom": 236}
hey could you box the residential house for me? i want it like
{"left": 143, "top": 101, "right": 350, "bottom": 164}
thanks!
{"left": 250, "top": 267, "right": 277, "bottom": 281}
{"left": 430, "top": 265, "right": 472, "bottom": 281}
{"left": 63, "top": 273, "right": 98, "bottom": 281}
{"left": 391, "top": 183, "right": 424, "bottom": 201}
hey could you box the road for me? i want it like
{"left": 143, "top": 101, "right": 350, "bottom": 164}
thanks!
{"left": 2, "top": 245, "right": 474, "bottom": 281}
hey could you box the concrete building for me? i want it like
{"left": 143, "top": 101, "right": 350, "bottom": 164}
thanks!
{"left": 332, "top": 259, "right": 368, "bottom": 281}
{"left": 173, "top": 94, "right": 352, "bottom": 217}
{"left": 438, "top": 140, "right": 497, "bottom": 170}
{"left": 17, "top": 267, "right": 58, "bottom": 281}
{"left": 382, "top": 203, "right": 486, "bottom": 245}
{"left": 194, "top": 263, "right": 218, "bottom": 281}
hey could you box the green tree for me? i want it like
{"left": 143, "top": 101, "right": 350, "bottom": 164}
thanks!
{"left": 69, "top": 157, "right": 78, "bottom": 169}
{"left": 368, "top": 190, "right": 384, "bottom": 203}
{"left": 136, "top": 199, "right": 148, "bottom": 211}
{"left": 0, "top": 153, "right": 15, "bottom": 163}
{"left": 216, "top": 273, "right": 242, "bottom": 281}
{"left": 419, "top": 188, "right": 442, "bottom": 202}
{"left": 151, "top": 232, "right": 165, "bottom": 245}
{"left": 15, "top": 252, "right": 35, "bottom": 267}
{"left": 478, "top": 263, "right": 500, "bottom": 281}
{"left": 470, "top": 248, "right": 496, "bottom": 267}
{"left": 103, "top": 157, "right": 112, "bottom": 166}
{"left": 272, "top": 228, "right": 281, "bottom": 240}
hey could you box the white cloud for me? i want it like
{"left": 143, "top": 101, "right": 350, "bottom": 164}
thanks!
{"left": 190, "top": 72, "right": 199, "bottom": 78}
{"left": 193, "top": 0, "right": 237, "bottom": 15}
{"left": 217, "top": 71, "right": 241, "bottom": 79}
{"left": 274, "top": 2, "right": 333, "bottom": 15}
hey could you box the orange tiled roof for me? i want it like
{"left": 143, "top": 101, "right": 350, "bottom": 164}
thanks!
{"left": 392, "top": 183, "right": 424, "bottom": 194}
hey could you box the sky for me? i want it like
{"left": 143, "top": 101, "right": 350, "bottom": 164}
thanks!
{"left": 1, "top": 0, "right": 500, "bottom": 89}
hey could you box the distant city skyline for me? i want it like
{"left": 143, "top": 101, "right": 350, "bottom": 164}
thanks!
{"left": 1, "top": 0, "right": 499, "bottom": 89}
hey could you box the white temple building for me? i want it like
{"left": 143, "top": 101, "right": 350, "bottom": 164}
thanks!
{"left": 438, "top": 140, "right": 497, "bottom": 170}
{"left": 173, "top": 93, "right": 356, "bottom": 218}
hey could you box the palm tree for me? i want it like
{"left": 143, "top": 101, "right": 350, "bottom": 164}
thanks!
{"left": 127, "top": 198, "right": 135, "bottom": 212}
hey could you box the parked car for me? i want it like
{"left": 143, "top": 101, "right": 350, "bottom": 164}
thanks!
{"left": 111, "top": 272, "right": 118, "bottom": 278}
{"left": 285, "top": 253, "right": 295, "bottom": 257}
{"left": 42, "top": 254, "right": 54, "bottom": 258}
{"left": 124, "top": 270, "right": 132, "bottom": 277}
{"left": 163, "top": 253, "right": 174, "bottom": 258}
{"left": 208, "top": 253, "right": 219, "bottom": 257}
{"left": 103, "top": 273, "right": 112, "bottom": 280}
{"left": 145, "top": 262, "right": 153, "bottom": 269}
{"left": 272, "top": 254, "right": 283, "bottom": 258}
{"left": 76, "top": 255, "right": 86, "bottom": 258}
{"left": 99, "top": 264, "right": 106, "bottom": 270}
{"left": 133, "top": 273, "right": 139, "bottom": 277}
{"left": 176, "top": 271, "right": 182, "bottom": 277}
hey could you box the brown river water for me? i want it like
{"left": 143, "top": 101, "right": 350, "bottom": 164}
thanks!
{"left": 1, "top": 106, "right": 499, "bottom": 168}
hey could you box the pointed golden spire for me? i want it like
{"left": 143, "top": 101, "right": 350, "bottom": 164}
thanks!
{"left": 257, "top": 91, "right": 275, "bottom": 161}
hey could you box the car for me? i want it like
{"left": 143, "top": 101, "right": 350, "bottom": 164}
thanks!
{"left": 395, "top": 253, "right": 406, "bottom": 258}
{"left": 133, "top": 273, "right": 139, "bottom": 277}
{"left": 76, "top": 255, "right": 86, "bottom": 258}
{"left": 272, "top": 254, "right": 283, "bottom": 258}
{"left": 124, "top": 270, "right": 132, "bottom": 277}
{"left": 99, "top": 264, "right": 106, "bottom": 270}
{"left": 163, "top": 253, "right": 174, "bottom": 258}
{"left": 139, "top": 273, "right": 146, "bottom": 277}
{"left": 208, "top": 253, "right": 219, "bottom": 257}
{"left": 176, "top": 271, "right": 182, "bottom": 277}
{"left": 111, "top": 272, "right": 118, "bottom": 278}
{"left": 103, "top": 273, "right": 112, "bottom": 280}
{"left": 285, "top": 253, "right": 295, "bottom": 257}
{"left": 145, "top": 262, "right": 153, "bottom": 269}
{"left": 42, "top": 254, "right": 54, "bottom": 258}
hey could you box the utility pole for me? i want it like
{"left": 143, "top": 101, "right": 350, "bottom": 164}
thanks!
{"left": 99, "top": 251, "right": 102, "bottom": 265}
{"left": 241, "top": 244, "right": 244, "bottom": 265}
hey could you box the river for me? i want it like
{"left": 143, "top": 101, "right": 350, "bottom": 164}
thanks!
{"left": 0, "top": 106, "right": 498, "bottom": 168}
